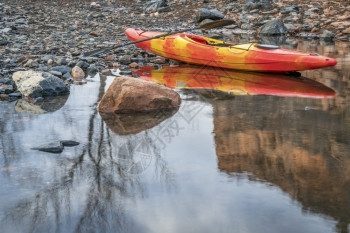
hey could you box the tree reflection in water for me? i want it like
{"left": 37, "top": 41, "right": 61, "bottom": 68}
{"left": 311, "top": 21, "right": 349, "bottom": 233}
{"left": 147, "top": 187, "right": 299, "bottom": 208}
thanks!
{"left": 0, "top": 74, "right": 176, "bottom": 233}
{"left": 212, "top": 95, "right": 350, "bottom": 233}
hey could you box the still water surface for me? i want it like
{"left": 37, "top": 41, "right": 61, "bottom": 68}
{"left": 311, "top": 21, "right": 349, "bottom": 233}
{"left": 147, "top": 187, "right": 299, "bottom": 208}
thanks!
{"left": 1, "top": 40, "right": 350, "bottom": 233}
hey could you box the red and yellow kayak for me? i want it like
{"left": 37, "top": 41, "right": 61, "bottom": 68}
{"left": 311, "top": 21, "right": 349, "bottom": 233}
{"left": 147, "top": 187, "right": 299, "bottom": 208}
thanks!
{"left": 133, "top": 65, "right": 335, "bottom": 98}
{"left": 125, "top": 28, "right": 337, "bottom": 72}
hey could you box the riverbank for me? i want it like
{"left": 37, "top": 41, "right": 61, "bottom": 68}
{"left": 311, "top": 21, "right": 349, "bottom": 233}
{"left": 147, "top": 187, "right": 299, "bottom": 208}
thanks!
{"left": 0, "top": 0, "right": 349, "bottom": 100}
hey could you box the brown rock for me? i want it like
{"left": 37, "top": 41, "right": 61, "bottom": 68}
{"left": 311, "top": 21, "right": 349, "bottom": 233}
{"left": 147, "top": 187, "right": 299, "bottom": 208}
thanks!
{"left": 89, "top": 31, "right": 99, "bottom": 37}
{"left": 338, "top": 11, "right": 350, "bottom": 20}
{"left": 343, "top": 28, "right": 350, "bottom": 34}
{"left": 311, "top": 27, "right": 319, "bottom": 33}
{"left": 98, "top": 76, "right": 181, "bottom": 114}
{"left": 112, "top": 63, "right": 120, "bottom": 68}
{"left": 105, "top": 56, "right": 114, "bottom": 61}
{"left": 101, "top": 69, "right": 112, "bottom": 75}
{"left": 129, "top": 62, "right": 139, "bottom": 68}
{"left": 0, "top": 94, "right": 9, "bottom": 101}
{"left": 71, "top": 66, "right": 85, "bottom": 80}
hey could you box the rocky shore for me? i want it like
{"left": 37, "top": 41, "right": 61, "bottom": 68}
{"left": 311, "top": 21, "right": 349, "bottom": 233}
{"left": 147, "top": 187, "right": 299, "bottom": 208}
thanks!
{"left": 0, "top": 0, "right": 349, "bottom": 101}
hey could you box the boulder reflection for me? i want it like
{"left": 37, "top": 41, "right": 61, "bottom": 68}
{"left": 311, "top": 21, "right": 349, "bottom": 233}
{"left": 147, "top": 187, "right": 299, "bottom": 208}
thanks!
{"left": 15, "top": 95, "right": 69, "bottom": 114}
{"left": 100, "top": 109, "right": 178, "bottom": 135}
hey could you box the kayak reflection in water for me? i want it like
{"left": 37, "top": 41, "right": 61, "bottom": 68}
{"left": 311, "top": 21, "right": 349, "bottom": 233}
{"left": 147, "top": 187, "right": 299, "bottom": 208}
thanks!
{"left": 133, "top": 65, "right": 335, "bottom": 99}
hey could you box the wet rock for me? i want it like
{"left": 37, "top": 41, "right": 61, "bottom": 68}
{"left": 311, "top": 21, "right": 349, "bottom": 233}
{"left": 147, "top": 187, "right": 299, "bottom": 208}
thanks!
{"left": 0, "top": 78, "right": 14, "bottom": 85}
{"left": 23, "top": 59, "right": 39, "bottom": 68}
{"left": 100, "top": 109, "right": 178, "bottom": 135}
{"left": 0, "top": 84, "right": 14, "bottom": 94}
{"left": 76, "top": 60, "right": 90, "bottom": 69}
{"left": 61, "top": 140, "right": 80, "bottom": 147}
{"left": 143, "top": 0, "right": 167, "bottom": 13}
{"left": 320, "top": 30, "right": 335, "bottom": 42}
{"left": 55, "top": 57, "right": 67, "bottom": 65}
{"left": 158, "top": 6, "right": 172, "bottom": 13}
{"left": 71, "top": 66, "right": 85, "bottom": 80}
{"left": 90, "top": 2, "right": 101, "bottom": 8}
{"left": 42, "top": 55, "right": 54, "bottom": 63}
{"left": 245, "top": 0, "right": 273, "bottom": 10}
{"left": 119, "top": 55, "right": 132, "bottom": 65}
{"left": 15, "top": 18, "right": 26, "bottom": 24}
{"left": 239, "top": 13, "right": 250, "bottom": 24}
{"left": 259, "top": 35, "right": 286, "bottom": 45}
{"left": 49, "top": 70, "right": 63, "bottom": 77}
{"left": 51, "top": 65, "right": 71, "bottom": 74}
{"left": 98, "top": 76, "right": 181, "bottom": 114}
{"left": 241, "top": 23, "right": 252, "bottom": 30}
{"left": 0, "top": 28, "right": 11, "bottom": 34}
{"left": 281, "top": 5, "right": 299, "bottom": 15}
{"left": 9, "top": 92, "right": 22, "bottom": 98}
{"left": 259, "top": 18, "right": 288, "bottom": 35}
{"left": 196, "top": 8, "right": 224, "bottom": 22}
{"left": 0, "top": 39, "right": 9, "bottom": 46}
{"left": 199, "top": 18, "right": 214, "bottom": 27}
{"left": 301, "top": 24, "right": 313, "bottom": 32}
{"left": 31, "top": 141, "right": 64, "bottom": 153}
{"left": 12, "top": 70, "right": 70, "bottom": 98}
{"left": 87, "top": 64, "right": 98, "bottom": 75}
{"left": 62, "top": 72, "right": 73, "bottom": 81}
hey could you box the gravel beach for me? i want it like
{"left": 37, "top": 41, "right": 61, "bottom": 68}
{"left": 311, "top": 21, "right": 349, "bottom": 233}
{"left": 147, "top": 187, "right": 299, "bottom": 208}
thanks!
{"left": 0, "top": 0, "right": 349, "bottom": 100}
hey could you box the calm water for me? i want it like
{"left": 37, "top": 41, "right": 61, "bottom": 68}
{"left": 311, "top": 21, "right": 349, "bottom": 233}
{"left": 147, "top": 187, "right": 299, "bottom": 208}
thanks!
{"left": 1, "top": 40, "right": 350, "bottom": 233}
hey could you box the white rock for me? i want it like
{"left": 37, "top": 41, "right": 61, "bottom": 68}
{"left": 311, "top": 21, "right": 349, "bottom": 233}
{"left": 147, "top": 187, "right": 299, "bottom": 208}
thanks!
{"left": 12, "top": 70, "right": 69, "bottom": 98}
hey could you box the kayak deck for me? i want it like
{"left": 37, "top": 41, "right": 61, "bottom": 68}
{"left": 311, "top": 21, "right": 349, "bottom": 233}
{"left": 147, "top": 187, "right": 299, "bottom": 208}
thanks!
{"left": 125, "top": 28, "right": 337, "bottom": 72}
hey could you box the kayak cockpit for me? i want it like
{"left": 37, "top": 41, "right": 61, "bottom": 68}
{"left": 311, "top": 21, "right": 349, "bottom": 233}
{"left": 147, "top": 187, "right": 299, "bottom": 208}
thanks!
{"left": 184, "top": 34, "right": 281, "bottom": 51}
{"left": 184, "top": 34, "right": 232, "bottom": 47}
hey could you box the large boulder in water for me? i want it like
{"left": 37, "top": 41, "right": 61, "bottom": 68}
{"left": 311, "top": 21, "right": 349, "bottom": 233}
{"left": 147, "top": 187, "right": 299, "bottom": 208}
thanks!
{"left": 12, "top": 70, "right": 69, "bottom": 98}
{"left": 98, "top": 76, "right": 181, "bottom": 114}
{"left": 259, "top": 19, "right": 288, "bottom": 35}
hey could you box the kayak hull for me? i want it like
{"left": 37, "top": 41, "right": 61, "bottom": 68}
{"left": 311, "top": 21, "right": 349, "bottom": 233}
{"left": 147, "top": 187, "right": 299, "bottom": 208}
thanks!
{"left": 125, "top": 28, "right": 337, "bottom": 72}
